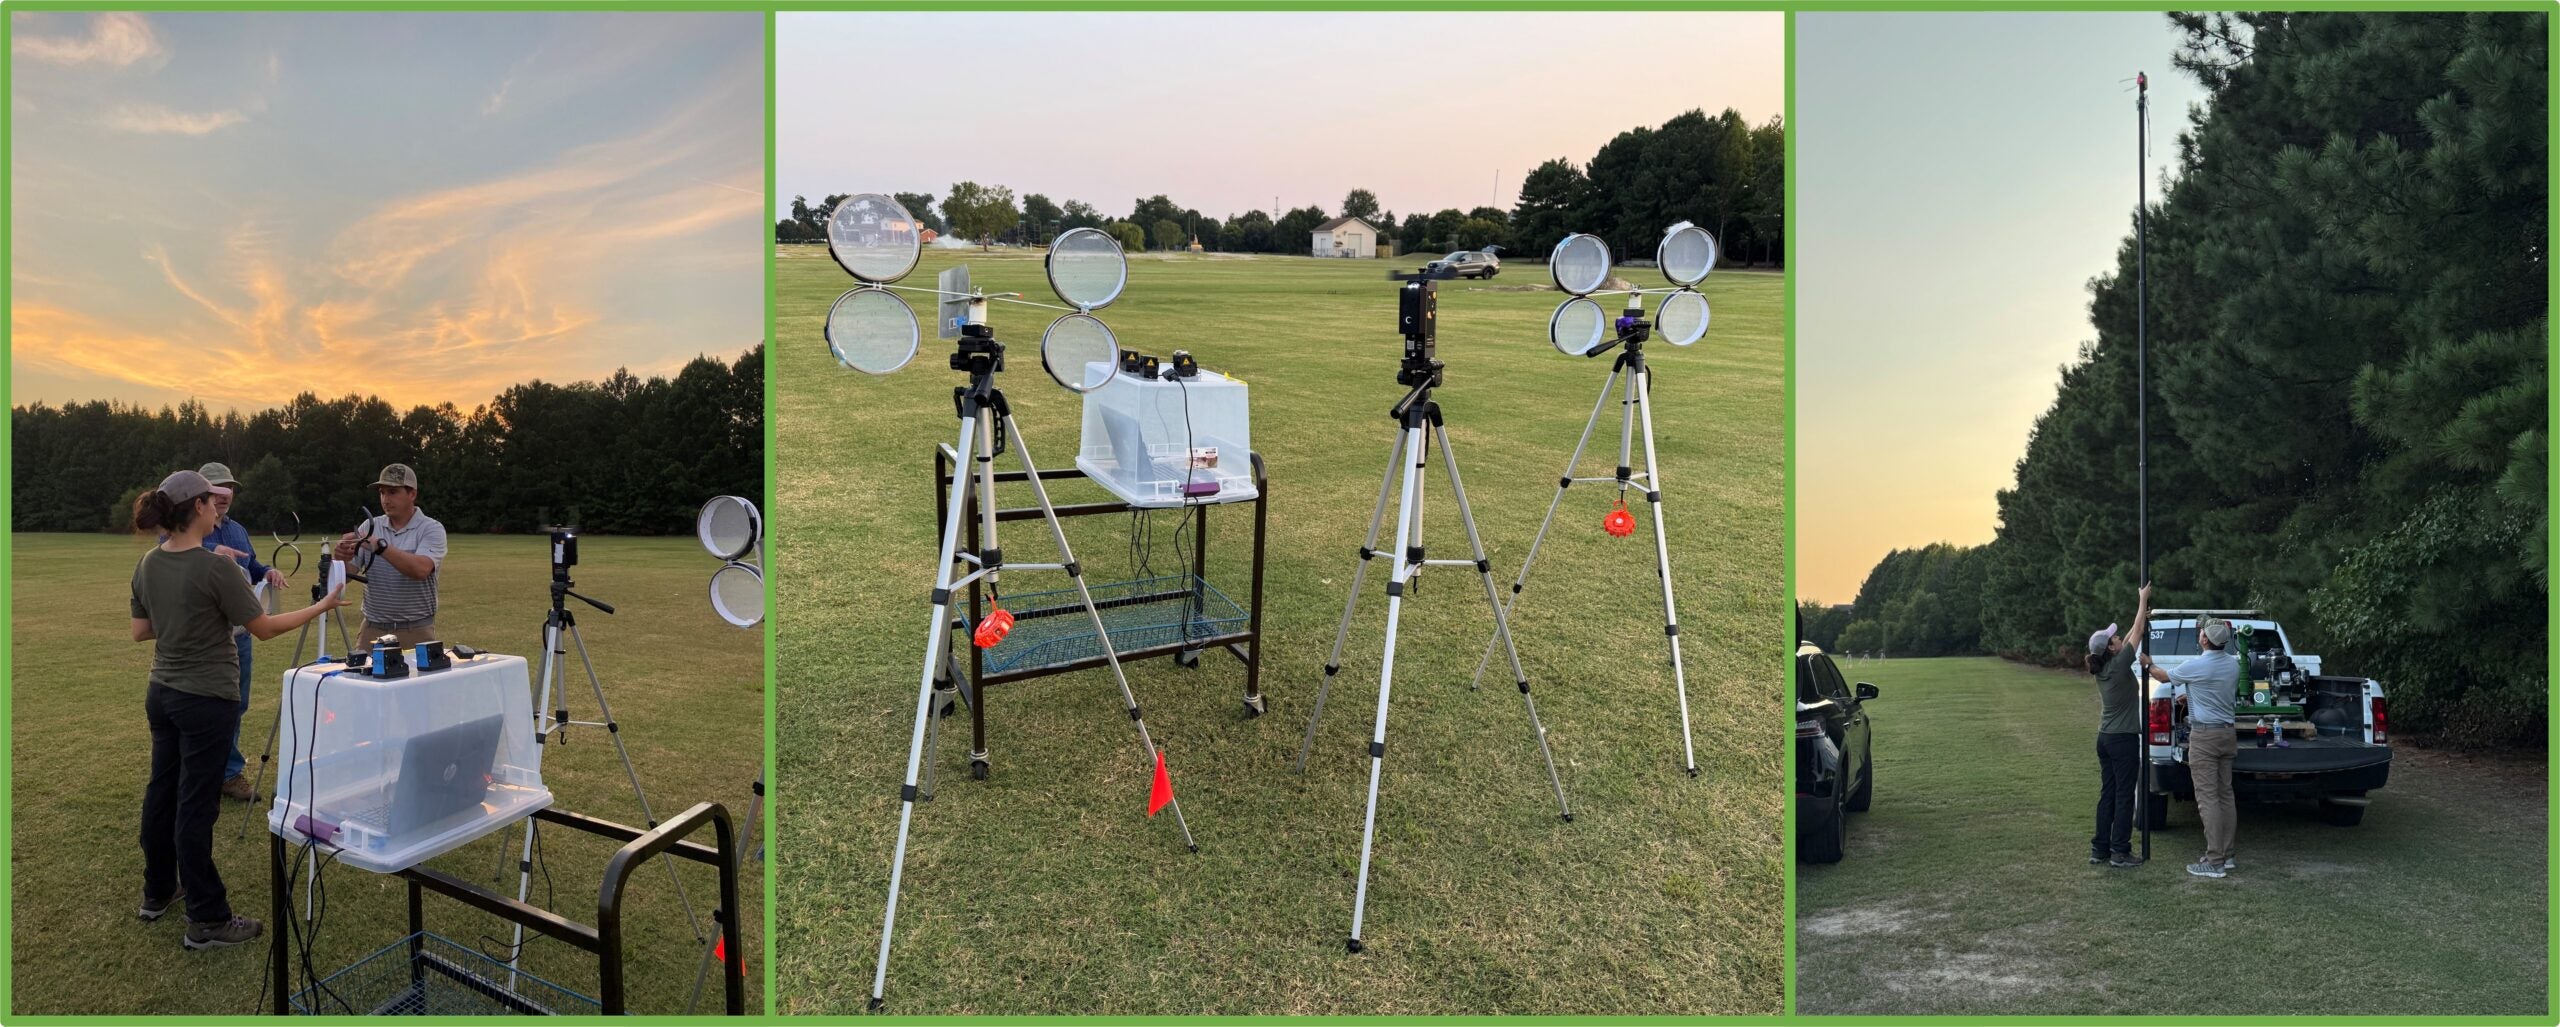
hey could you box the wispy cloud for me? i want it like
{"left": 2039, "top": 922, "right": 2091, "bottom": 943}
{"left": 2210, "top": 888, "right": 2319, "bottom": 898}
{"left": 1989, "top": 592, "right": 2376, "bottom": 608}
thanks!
{"left": 103, "top": 102, "right": 249, "bottom": 136}
{"left": 14, "top": 12, "right": 164, "bottom": 68}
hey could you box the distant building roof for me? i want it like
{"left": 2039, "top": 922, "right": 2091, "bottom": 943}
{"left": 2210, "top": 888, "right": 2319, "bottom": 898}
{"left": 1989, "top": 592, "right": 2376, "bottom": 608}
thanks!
{"left": 1312, "top": 216, "right": 1375, "bottom": 233}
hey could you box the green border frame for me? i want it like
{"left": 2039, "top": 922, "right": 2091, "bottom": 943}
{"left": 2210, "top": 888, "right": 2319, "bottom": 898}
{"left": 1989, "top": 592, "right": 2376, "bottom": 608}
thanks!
{"left": 0, "top": 2, "right": 2551, "bottom": 1023}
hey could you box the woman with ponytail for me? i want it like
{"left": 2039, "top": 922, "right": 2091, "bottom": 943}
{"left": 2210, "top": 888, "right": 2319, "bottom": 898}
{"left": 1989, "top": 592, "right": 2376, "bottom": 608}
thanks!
{"left": 127, "top": 469, "right": 344, "bottom": 950}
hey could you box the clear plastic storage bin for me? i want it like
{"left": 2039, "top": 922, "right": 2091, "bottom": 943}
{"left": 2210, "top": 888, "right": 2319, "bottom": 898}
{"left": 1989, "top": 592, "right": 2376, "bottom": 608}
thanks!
{"left": 1075, "top": 367, "right": 1258, "bottom": 508}
{"left": 267, "top": 650, "right": 551, "bottom": 873}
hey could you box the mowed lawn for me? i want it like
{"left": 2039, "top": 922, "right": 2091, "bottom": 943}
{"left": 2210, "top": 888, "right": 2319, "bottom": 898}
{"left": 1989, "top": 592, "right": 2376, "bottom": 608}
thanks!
{"left": 1796, "top": 656, "right": 2548, "bottom": 1017}
{"left": 9, "top": 533, "right": 763, "bottom": 1015}
{"left": 774, "top": 247, "right": 1785, "bottom": 1014}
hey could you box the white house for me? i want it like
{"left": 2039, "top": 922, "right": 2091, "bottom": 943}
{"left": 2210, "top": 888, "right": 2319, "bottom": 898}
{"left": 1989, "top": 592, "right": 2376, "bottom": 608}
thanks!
{"left": 1311, "top": 216, "right": 1379, "bottom": 259}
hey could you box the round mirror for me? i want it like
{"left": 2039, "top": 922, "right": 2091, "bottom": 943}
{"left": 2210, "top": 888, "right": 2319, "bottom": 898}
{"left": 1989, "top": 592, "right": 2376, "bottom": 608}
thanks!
{"left": 1041, "top": 312, "right": 1121, "bottom": 393}
{"left": 1550, "top": 233, "right": 1612, "bottom": 296}
{"left": 1658, "top": 222, "right": 1719, "bottom": 286}
{"left": 827, "top": 193, "right": 924, "bottom": 284}
{"left": 1656, "top": 289, "right": 1710, "bottom": 346}
{"left": 826, "top": 287, "right": 919, "bottom": 374}
{"left": 1046, "top": 227, "right": 1128, "bottom": 310}
{"left": 696, "top": 495, "right": 761, "bottom": 562}
{"left": 1549, "top": 297, "right": 1609, "bottom": 356}
{"left": 709, "top": 562, "right": 764, "bottom": 628}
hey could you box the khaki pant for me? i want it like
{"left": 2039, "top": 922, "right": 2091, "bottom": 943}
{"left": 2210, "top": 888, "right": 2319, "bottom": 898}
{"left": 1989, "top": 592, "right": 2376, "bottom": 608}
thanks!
{"left": 358, "top": 620, "right": 439, "bottom": 651}
{"left": 2187, "top": 724, "right": 2238, "bottom": 865}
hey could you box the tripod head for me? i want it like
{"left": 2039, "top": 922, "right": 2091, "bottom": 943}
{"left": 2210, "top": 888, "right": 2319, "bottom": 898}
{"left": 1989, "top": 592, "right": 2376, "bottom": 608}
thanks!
{"left": 1586, "top": 293, "right": 1653, "bottom": 364}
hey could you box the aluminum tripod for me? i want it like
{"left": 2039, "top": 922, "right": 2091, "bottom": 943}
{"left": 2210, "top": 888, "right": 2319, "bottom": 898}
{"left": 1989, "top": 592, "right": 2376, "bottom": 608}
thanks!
{"left": 1295, "top": 373, "right": 1571, "bottom": 954}
{"left": 868, "top": 331, "right": 1197, "bottom": 1010}
{"left": 500, "top": 567, "right": 706, "bottom": 984}
{"left": 1470, "top": 331, "right": 1699, "bottom": 776}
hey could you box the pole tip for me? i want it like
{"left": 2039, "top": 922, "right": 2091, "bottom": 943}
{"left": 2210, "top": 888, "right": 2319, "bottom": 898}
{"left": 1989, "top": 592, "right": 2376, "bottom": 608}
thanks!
{"left": 868, "top": 997, "right": 886, "bottom": 1012}
{"left": 1346, "top": 938, "right": 1364, "bottom": 954}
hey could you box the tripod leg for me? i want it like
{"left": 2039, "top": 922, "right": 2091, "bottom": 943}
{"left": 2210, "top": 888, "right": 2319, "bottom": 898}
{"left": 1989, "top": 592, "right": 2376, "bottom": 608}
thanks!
{"left": 569, "top": 620, "right": 707, "bottom": 940}
{"left": 1436, "top": 423, "right": 1571, "bottom": 820}
{"left": 1633, "top": 370, "right": 1699, "bottom": 776}
{"left": 872, "top": 412, "right": 983, "bottom": 1012}
{"left": 1472, "top": 365, "right": 1623, "bottom": 689}
{"left": 1348, "top": 422, "right": 1427, "bottom": 953}
{"left": 506, "top": 617, "right": 564, "bottom": 980}
{"left": 689, "top": 773, "right": 764, "bottom": 1016}
{"left": 1297, "top": 432, "right": 1404, "bottom": 773}
{"left": 238, "top": 619, "right": 311, "bottom": 836}
{"left": 1002, "top": 413, "right": 1198, "bottom": 851}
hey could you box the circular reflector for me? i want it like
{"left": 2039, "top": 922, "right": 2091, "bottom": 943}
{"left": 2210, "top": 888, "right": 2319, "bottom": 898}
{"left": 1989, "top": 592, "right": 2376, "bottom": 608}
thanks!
{"left": 826, "top": 287, "right": 919, "bottom": 375}
{"left": 1657, "top": 289, "right": 1710, "bottom": 346}
{"left": 697, "top": 495, "right": 761, "bottom": 561}
{"left": 1659, "top": 222, "right": 1719, "bottom": 286}
{"left": 1041, "top": 313, "right": 1120, "bottom": 393}
{"left": 1549, "top": 297, "right": 1609, "bottom": 356}
{"left": 1550, "top": 233, "right": 1612, "bottom": 296}
{"left": 827, "top": 193, "right": 922, "bottom": 284}
{"left": 710, "top": 562, "right": 764, "bottom": 628}
{"left": 1046, "top": 227, "right": 1128, "bottom": 309}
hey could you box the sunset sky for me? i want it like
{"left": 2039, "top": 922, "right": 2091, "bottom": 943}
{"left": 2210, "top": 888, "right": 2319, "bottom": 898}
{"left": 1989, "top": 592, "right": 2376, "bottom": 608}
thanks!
{"left": 9, "top": 11, "right": 765, "bottom": 414}
{"left": 777, "top": 12, "right": 1783, "bottom": 222}
{"left": 1794, "top": 12, "right": 2201, "bottom": 603}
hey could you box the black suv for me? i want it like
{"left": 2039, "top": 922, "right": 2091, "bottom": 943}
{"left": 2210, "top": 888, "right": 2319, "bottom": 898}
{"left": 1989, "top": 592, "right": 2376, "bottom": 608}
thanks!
{"left": 1796, "top": 642, "right": 1877, "bottom": 864}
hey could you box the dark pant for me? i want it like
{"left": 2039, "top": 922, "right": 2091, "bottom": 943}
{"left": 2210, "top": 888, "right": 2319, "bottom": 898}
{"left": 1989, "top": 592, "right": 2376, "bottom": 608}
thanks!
{"left": 2092, "top": 731, "right": 2139, "bottom": 857}
{"left": 143, "top": 684, "right": 240, "bottom": 923}
{"left": 224, "top": 633, "right": 253, "bottom": 780}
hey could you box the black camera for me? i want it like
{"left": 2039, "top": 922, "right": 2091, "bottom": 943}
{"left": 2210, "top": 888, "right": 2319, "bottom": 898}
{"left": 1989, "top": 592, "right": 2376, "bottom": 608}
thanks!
{"left": 549, "top": 528, "right": 579, "bottom": 578}
{"left": 1397, "top": 279, "right": 1442, "bottom": 387}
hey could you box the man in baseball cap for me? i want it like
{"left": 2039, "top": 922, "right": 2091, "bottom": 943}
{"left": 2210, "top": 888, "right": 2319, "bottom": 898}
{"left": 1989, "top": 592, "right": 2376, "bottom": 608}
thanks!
{"left": 336, "top": 463, "right": 448, "bottom": 649}
{"left": 193, "top": 462, "right": 288, "bottom": 803}
{"left": 2083, "top": 583, "right": 2154, "bottom": 869}
{"left": 2140, "top": 615, "right": 2243, "bottom": 877}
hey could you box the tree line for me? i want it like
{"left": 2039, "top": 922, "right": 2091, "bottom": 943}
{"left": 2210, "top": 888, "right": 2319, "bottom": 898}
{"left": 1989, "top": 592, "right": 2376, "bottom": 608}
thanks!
{"left": 14, "top": 346, "right": 763, "bottom": 539}
{"left": 1807, "top": 13, "right": 2546, "bottom": 747}
{"left": 777, "top": 107, "right": 1783, "bottom": 266}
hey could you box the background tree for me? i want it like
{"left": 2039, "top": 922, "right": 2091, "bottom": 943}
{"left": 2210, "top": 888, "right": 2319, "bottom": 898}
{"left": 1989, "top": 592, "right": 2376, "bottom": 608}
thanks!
{"left": 940, "top": 181, "right": 1019, "bottom": 249}
{"left": 1274, "top": 204, "right": 1328, "bottom": 251}
{"left": 1020, "top": 193, "right": 1063, "bottom": 240}
{"left": 1151, "top": 217, "right": 1186, "bottom": 251}
{"left": 16, "top": 347, "right": 763, "bottom": 537}
{"left": 893, "top": 191, "right": 945, "bottom": 234}
{"left": 1060, "top": 200, "right": 1104, "bottom": 231}
{"left": 1104, "top": 220, "right": 1146, "bottom": 254}
{"left": 1340, "top": 188, "right": 1382, "bottom": 224}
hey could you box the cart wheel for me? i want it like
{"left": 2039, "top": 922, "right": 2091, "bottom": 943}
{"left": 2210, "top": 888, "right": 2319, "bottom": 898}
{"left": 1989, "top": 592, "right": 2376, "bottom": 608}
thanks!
{"left": 969, "top": 759, "right": 990, "bottom": 781}
{"left": 1174, "top": 650, "right": 1201, "bottom": 669}
{"left": 1242, "top": 694, "right": 1267, "bottom": 719}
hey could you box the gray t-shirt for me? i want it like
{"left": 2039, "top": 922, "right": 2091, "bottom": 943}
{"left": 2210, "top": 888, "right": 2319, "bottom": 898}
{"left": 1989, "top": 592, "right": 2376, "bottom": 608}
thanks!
{"left": 350, "top": 510, "right": 447, "bottom": 624}
{"left": 130, "top": 547, "right": 264, "bottom": 699}
{"left": 2095, "top": 643, "right": 2142, "bottom": 735}
{"left": 2168, "top": 647, "right": 2241, "bottom": 727}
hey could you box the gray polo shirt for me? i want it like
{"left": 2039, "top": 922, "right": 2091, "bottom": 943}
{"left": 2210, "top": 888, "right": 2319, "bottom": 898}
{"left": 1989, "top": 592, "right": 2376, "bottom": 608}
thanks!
{"left": 2168, "top": 647, "right": 2241, "bottom": 727}
{"left": 351, "top": 509, "right": 447, "bottom": 625}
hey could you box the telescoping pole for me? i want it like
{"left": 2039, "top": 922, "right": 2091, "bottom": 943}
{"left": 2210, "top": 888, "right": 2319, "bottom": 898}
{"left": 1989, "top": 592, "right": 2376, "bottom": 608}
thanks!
{"left": 2134, "top": 70, "right": 2151, "bottom": 862}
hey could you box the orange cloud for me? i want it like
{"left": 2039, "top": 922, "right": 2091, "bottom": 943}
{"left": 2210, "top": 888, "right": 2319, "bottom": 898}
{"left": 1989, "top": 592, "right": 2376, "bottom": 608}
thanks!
{"left": 13, "top": 12, "right": 163, "bottom": 68}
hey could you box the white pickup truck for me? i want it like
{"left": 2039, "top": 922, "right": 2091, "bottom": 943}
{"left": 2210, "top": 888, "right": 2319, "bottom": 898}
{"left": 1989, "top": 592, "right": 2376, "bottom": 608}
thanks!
{"left": 2141, "top": 609, "right": 2390, "bottom": 827}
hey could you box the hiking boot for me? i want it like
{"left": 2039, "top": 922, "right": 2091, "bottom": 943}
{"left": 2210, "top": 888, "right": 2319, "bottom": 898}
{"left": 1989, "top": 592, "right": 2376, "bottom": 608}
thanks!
{"left": 184, "top": 915, "right": 262, "bottom": 950}
{"left": 2109, "top": 854, "right": 2145, "bottom": 869}
{"left": 139, "top": 889, "right": 183, "bottom": 922}
{"left": 2184, "top": 860, "right": 2227, "bottom": 879}
{"left": 222, "top": 775, "right": 256, "bottom": 802}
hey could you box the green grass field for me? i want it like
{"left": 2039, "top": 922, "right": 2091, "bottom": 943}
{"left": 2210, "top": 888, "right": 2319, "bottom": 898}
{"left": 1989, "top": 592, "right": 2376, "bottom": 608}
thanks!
{"left": 773, "top": 245, "right": 1785, "bottom": 1014}
{"left": 8, "top": 533, "right": 763, "bottom": 1015}
{"left": 1795, "top": 656, "right": 2548, "bottom": 1016}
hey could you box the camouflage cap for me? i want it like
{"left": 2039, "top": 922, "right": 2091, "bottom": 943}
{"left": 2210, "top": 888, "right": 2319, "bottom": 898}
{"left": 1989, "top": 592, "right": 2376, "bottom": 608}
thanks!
{"left": 373, "top": 463, "right": 420, "bottom": 491}
{"left": 196, "top": 461, "right": 239, "bottom": 486}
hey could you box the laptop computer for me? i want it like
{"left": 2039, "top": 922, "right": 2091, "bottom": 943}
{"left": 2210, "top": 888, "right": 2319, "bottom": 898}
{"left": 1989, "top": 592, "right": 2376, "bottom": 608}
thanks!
{"left": 1102, "top": 406, "right": 1195, "bottom": 482}
{"left": 384, "top": 714, "right": 506, "bottom": 837}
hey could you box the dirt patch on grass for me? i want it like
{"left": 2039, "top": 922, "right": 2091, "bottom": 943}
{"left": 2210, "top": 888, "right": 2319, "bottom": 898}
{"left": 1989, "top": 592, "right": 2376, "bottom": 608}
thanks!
{"left": 1800, "top": 901, "right": 1939, "bottom": 937}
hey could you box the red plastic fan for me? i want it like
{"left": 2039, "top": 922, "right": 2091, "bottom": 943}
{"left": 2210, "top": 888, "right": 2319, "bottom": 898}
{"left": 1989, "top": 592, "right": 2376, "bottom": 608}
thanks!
{"left": 973, "top": 608, "right": 1015, "bottom": 648}
{"left": 1603, "top": 499, "right": 1636, "bottom": 538}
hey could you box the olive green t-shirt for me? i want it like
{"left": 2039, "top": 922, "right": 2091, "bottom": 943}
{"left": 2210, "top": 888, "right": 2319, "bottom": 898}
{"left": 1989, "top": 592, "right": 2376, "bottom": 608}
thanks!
{"left": 2096, "top": 641, "right": 2143, "bottom": 735}
{"left": 129, "top": 546, "right": 262, "bottom": 699}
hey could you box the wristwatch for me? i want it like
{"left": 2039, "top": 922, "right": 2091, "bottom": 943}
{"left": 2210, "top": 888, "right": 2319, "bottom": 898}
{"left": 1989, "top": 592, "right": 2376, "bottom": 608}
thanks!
{"left": 371, "top": 538, "right": 389, "bottom": 555}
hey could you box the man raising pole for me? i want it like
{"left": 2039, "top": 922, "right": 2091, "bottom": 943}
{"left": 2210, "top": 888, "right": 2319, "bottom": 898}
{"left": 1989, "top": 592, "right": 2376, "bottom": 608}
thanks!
{"left": 336, "top": 463, "right": 448, "bottom": 649}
